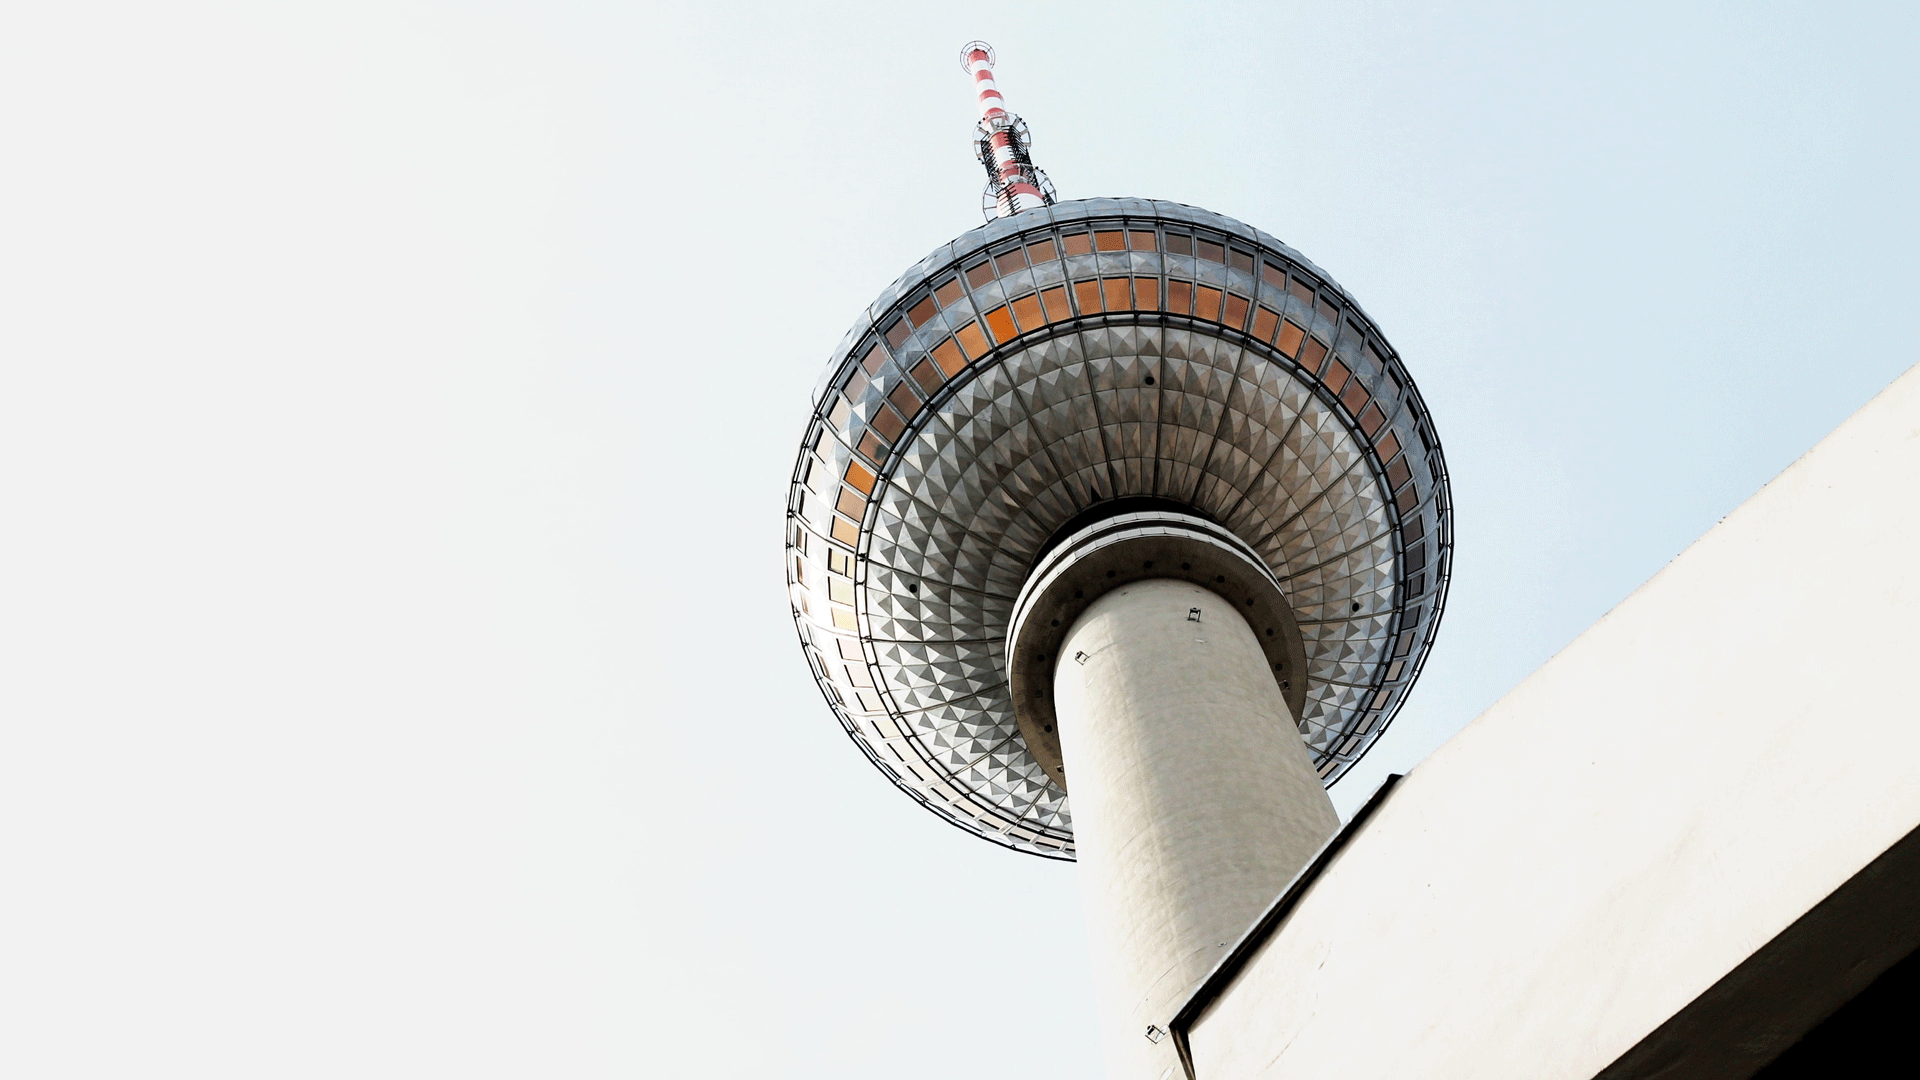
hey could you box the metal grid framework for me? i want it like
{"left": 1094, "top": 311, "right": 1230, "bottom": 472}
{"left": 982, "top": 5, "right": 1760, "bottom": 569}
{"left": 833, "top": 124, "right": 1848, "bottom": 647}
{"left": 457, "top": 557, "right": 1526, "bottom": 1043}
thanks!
{"left": 974, "top": 115, "right": 1056, "bottom": 222}
{"left": 786, "top": 198, "right": 1453, "bottom": 859}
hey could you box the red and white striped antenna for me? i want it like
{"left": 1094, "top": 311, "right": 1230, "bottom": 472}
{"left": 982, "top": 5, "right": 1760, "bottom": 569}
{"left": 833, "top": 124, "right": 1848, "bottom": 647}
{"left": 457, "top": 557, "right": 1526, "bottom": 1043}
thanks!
{"left": 960, "top": 41, "right": 1057, "bottom": 220}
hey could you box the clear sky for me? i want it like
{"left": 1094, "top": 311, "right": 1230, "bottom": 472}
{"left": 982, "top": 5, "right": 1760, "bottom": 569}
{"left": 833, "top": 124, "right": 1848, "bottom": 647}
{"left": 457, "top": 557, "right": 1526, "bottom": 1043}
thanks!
{"left": 1, "top": 2, "right": 1915, "bottom": 1077}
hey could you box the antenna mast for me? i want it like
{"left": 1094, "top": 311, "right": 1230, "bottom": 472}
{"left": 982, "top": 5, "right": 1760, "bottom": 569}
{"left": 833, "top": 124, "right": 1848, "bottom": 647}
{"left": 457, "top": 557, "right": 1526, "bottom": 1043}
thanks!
{"left": 960, "top": 41, "right": 1057, "bottom": 220}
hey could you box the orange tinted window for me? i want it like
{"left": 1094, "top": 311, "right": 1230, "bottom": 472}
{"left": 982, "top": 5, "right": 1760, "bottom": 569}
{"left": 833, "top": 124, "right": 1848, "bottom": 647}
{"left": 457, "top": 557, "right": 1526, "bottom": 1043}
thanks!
{"left": 1376, "top": 431, "right": 1401, "bottom": 460}
{"left": 1128, "top": 230, "right": 1157, "bottom": 251}
{"left": 1195, "top": 285, "right": 1223, "bottom": 319}
{"left": 1276, "top": 320, "right": 1306, "bottom": 357}
{"left": 1359, "top": 404, "right": 1386, "bottom": 438}
{"left": 1164, "top": 233, "right": 1193, "bottom": 255}
{"left": 857, "top": 430, "right": 886, "bottom": 462}
{"left": 1301, "top": 337, "right": 1328, "bottom": 372}
{"left": 836, "top": 487, "right": 866, "bottom": 518}
{"left": 907, "top": 296, "right": 937, "bottom": 327}
{"left": 1197, "top": 239, "right": 1225, "bottom": 263}
{"left": 934, "top": 278, "right": 963, "bottom": 308}
{"left": 888, "top": 383, "right": 920, "bottom": 417}
{"left": 954, "top": 322, "right": 989, "bottom": 359}
{"left": 1323, "top": 358, "right": 1351, "bottom": 395}
{"left": 861, "top": 344, "right": 887, "bottom": 374}
{"left": 884, "top": 321, "right": 909, "bottom": 349}
{"left": 844, "top": 460, "right": 876, "bottom": 495}
{"left": 1229, "top": 250, "right": 1254, "bottom": 273}
{"left": 1288, "top": 280, "right": 1314, "bottom": 306}
{"left": 1341, "top": 379, "right": 1370, "bottom": 415}
{"left": 871, "top": 404, "right": 906, "bottom": 441}
{"left": 1167, "top": 280, "right": 1192, "bottom": 313}
{"left": 1102, "top": 278, "right": 1131, "bottom": 310}
{"left": 1062, "top": 233, "right": 1093, "bottom": 256}
{"left": 965, "top": 261, "right": 994, "bottom": 288}
{"left": 1073, "top": 279, "right": 1102, "bottom": 313}
{"left": 1134, "top": 277, "right": 1160, "bottom": 311}
{"left": 1027, "top": 238, "right": 1059, "bottom": 262}
{"left": 1039, "top": 286, "right": 1070, "bottom": 321}
{"left": 1095, "top": 230, "right": 1126, "bottom": 252}
{"left": 1010, "top": 293, "right": 1043, "bottom": 329}
{"left": 1262, "top": 262, "right": 1286, "bottom": 289}
{"left": 994, "top": 248, "right": 1027, "bottom": 274}
{"left": 830, "top": 517, "right": 859, "bottom": 546}
{"left": 1387, "top": 457, "right": 1414, "bottom": 490}
{"left": 1224, "top": 294, "right": 1250, "bottom": 328}
{"left": 841, "top": 369, "right": 868, "bottom": 403}
{"left": 984, "top": 305, "right": 1017, "bottom": 342}
{"left": 909, "top": 359, "right": 942, "bottom": 396}
{"left": 931, "top": 338, "right": 966, "bottom": 376}
{"left": 1252, "top": 306, "right": 1280, "bottom": 343}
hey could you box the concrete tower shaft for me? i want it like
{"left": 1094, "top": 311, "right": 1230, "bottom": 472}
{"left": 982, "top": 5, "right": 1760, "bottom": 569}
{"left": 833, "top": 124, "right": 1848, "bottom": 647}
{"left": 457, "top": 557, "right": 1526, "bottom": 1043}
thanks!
{"left": 1004, "top": 510, "right": 1342, "bottom": 1077}
{"left": 1058, "top": 578, "right": 1339, "bottom": 1080}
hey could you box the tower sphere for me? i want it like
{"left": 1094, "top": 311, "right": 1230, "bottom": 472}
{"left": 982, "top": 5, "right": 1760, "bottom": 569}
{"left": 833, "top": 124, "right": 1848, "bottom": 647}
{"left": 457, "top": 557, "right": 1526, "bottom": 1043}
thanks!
{"left": 785, "top": 198, "right": 1452, "bottom": 859}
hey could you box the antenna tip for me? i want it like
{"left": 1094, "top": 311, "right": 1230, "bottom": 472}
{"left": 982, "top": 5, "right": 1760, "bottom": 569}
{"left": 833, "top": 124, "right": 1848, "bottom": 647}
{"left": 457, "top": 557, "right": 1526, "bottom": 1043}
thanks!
{"left": 959, "top": 40, "right": 995, "bottom": 73}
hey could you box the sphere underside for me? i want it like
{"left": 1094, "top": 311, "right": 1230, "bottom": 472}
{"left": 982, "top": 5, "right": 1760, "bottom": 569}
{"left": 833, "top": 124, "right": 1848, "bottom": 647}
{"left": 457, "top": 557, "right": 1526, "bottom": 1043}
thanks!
{"left": 786, "top": 199, "right": 1451, "bottom": 858}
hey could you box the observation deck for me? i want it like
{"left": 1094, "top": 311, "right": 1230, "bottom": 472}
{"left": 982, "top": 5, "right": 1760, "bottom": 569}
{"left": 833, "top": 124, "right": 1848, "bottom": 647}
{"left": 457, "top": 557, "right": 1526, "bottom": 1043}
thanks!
{"left": 784, "top": 197, "right": 1452, "bottom": 858}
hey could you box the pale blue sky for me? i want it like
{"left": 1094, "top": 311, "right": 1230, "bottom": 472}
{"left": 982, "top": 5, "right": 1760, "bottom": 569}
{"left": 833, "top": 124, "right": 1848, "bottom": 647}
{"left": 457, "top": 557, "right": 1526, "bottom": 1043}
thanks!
{"left": 1, "top": 3, "right": 1914, "bottom": 1077}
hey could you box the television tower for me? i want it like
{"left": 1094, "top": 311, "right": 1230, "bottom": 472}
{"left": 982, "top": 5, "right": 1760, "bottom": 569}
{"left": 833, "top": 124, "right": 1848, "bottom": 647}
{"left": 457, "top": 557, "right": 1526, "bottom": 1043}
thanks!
{"left": 785, "top": 43, "right": 1452, "bottom": 1079}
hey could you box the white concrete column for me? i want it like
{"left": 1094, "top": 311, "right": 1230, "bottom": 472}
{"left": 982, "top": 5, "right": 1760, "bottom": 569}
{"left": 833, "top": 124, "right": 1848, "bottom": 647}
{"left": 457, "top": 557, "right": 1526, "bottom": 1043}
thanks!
{"left": 1054, "top": 577, "right": 1340, "bottom": 1080}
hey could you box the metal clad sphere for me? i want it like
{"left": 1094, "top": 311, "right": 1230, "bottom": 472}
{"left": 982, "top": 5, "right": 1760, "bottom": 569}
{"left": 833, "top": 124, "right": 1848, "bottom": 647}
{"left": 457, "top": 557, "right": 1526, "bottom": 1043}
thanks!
{"left": 785, "top": 198, "right": 1452, "bottom": 859}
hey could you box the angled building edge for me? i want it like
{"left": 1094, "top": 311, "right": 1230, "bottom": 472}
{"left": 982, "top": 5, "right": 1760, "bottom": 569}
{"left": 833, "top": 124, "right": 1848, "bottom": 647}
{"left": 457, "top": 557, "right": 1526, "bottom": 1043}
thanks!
{"left": 1176, "top": 360, "right": 1920, "bottom": 1080}
{"left": 1597, "top": 819, "right": 1920, "bottom": 1079}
